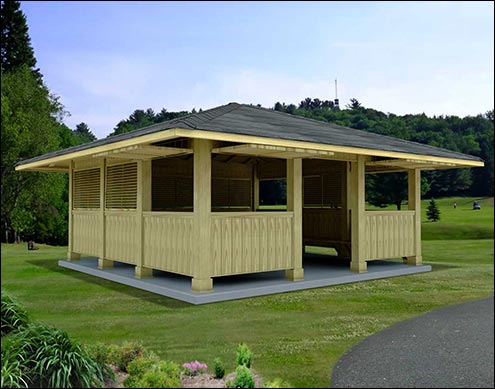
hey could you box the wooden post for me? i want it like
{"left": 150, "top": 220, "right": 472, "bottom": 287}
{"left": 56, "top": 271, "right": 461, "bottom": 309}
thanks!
{"left": 135, "top": 160, "right": 153, "bottom": 278}
{"left": 406, "top": 169, "right": 423, "bottom": 265}
{"left": 336, "top": 161, "right": 352, "bottom": 258}
{"left": 253, "top": 163, "right": 260, "bottom": 211}
{"left": 67, "top": 160, "right": 80, "bottom": 261}
{"left": 98, "top": 158, "right": 112, "bottom": 269}
{"left": 350, "top": 155, "right": 367, "bottom": 273}
{"left": 192, "top": 139, "right": 213, "bottom": 292}
{"left": 286, "top": 158, "right": 304, "bottom": 281}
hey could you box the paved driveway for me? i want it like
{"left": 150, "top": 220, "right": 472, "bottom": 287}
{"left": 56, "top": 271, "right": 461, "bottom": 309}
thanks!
{"left": 330, "top": 296, "right": 494, "bottom": 388}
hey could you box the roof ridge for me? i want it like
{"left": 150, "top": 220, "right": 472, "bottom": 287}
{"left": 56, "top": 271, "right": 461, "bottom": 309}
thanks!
{"left": 177, "top": 102, "right": 241, "bottom": 128}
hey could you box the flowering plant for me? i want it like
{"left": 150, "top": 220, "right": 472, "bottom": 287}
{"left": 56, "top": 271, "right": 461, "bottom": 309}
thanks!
{"left": 182, "top": 360, "right": 208, "bottom": 376}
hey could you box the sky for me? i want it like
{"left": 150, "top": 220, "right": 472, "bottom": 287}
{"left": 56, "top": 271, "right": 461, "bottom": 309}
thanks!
{"left": 21, "top": 1, "right": 494, "bottom": 140}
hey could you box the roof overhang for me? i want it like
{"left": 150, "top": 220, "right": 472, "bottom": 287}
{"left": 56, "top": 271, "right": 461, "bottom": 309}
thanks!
{"left": 15, "top": 127, "right": 484, "bottom": 173}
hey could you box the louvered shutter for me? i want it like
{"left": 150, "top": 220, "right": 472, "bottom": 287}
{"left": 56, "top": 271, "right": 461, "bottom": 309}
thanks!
{"left": 105, "top": 163, "right": 137, "bottom": 209}
{"left": 322, "top": 173, "right": 342, "bottom": 208}
{"left": 73, "top": 168, "right": 100, "bottom": 209}
{"left": 303, "top": 176, "right": 322, "bottom": 206}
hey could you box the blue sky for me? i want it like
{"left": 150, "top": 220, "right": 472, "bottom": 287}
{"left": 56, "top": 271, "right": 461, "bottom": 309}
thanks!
{"left": 22, "top": 1, "right": 494, "bottom": 139}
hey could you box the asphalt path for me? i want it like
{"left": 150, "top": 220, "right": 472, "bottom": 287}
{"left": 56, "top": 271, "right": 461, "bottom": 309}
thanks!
{"left": 330, "top": 296, "right": 494, "bottom": 388}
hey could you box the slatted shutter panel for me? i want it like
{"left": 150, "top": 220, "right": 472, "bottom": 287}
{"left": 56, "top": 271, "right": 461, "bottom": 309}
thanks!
{"left": 322, "top": 173, "right": 342, "bottom": 208}
{"left": 212, "top": 178, "right": 229, "bottom": 208}
{"left": 303, "top": 176, "right": 322, "bottom": 206}
{"left": 73, "top": 168, "right": 100, "bottom": 209}
{"left": 106, "top": 163, "right": 137, "bottom": 209}
{"left": 152, "top": 176, "right": 176, "bottom": 210}
{"left": 212, "top": 178, "right": 251, "bottom": 209}
{"left": 176, "top": 177, "right": 193, "bottom": 208}
{"left": 229, "top": 179, "right": 251, "bottom": 207}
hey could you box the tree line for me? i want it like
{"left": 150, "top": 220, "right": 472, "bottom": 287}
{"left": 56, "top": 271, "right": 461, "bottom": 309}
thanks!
{"left": 1, "top": 1, "right": 493, "bottom": 244}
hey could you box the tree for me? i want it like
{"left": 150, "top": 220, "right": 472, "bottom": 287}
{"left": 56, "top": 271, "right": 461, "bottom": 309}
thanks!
{"left": 73, "top": 122, "right": 96, "bottom": 144}
{"left": 1, "top": 66, "right": 68, "bottom": 243}
{"left": 109, "top": 107, "right": 190, "bottom": 137}
{"left": 366, "top": 173, "right": 430, "bottom": 210}
{"left": 1, "top": 0, "right": 40, "bottom": 79}
{"left": 108, "top": 108, "right": 156, "bottom": 136}
{"left": 346, "top": 98, "right": 362, "bottom": 110}
{"left": 426, "top": 198, "right": 441, "bottom": 222}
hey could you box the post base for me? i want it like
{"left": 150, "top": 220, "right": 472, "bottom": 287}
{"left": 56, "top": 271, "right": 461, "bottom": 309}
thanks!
{"left": 135, "top": 266, "right": 153, "bottom": 278}
{"left": 98, "top": 258, "right": 113, "bottom": 269}
{"left": 192, "top": 277, "right": 213, "bottom": 293}
{"left": 405, "top": 255, "right": 422, "bottom": 266}
{"left": 67, "top": 252, "right": 80, "bottom": 261}
{"left": 285, "top": 268, "right": 304, "bottom": 281}
{"left": 350, "top": 260, "right": 367, "bottom": 273}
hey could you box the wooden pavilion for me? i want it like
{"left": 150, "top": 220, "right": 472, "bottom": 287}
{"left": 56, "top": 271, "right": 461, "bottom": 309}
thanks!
{"left": 16, "top": 103, "right": 484, "bottom": 292}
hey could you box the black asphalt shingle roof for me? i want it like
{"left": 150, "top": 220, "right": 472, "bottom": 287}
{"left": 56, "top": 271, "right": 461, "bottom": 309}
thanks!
{"left": 18, "top": 102, "right": 482, "bottom": 166}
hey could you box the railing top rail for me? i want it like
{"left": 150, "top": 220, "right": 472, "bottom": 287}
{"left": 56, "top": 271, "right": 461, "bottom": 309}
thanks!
{"left": 365, "top": 210, "right": 415, "bottom": 216}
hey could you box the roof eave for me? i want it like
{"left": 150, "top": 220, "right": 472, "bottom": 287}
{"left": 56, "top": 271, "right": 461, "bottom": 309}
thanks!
{"left": 15, "top": 127, "right": 484, "bottom": 173}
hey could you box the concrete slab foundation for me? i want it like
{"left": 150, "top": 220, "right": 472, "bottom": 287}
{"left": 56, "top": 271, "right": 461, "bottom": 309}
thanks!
{"left": 58, "top": 254, "right": 432, "bottom": 305}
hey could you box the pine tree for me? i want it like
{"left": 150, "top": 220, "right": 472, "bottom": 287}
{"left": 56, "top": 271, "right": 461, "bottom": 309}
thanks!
{"left": 1, "top": 0, "right": 41, "bottom": 79}
{"left": 73, "top": 122, "right": 97, "bottom": 144}
{"left": 426, "top": 198, "right": 441, "bottom": 222}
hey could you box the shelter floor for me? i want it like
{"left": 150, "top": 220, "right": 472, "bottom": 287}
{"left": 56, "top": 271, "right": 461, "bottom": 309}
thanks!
{"left": 59, "top": 253, "right": 431, "bottom": 305}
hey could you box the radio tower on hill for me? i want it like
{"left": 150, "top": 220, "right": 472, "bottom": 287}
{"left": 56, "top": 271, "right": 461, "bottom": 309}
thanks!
{"left": 334, "top": 78, "right": 340, "bottom": 109}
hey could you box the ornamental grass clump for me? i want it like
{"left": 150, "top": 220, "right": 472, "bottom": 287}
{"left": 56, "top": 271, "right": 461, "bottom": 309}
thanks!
{"left": 1, "top": 348, "right": 28, "bottom": 389}
{"left": 1, "top": 291, "right": 29, "bottom": 336}
{"left": 1, "top": 323, "right": 105, "bottom": 388}
{"left": 182, "top": 360, "right": 207, "bottom": 376}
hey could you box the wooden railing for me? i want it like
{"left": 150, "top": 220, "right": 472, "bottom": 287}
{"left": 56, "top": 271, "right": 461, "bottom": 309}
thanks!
{"left": 365, "top": 211, "right": 416, "bottom": 260}
{"left": 211, "top": 212, "right": 293, "bottom": 276}
{"left": 142, "top": 212, "right": 194, "bottom": 276}
{"left": 72, "top": 210, "right": 101, "bottom": 257}
{"left": 104, "top": 210, "right": 138, "bottom": 264}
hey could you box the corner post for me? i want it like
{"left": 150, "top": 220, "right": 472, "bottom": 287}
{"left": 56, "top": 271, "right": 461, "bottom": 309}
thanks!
{"left": 135, "top": 159, "right": 153, "bottom": 278}
{"left": 406, "top": 169, "right": 422, "bottom": 265}
{"left": 192, "top": 139, "right": 213, "bottom": 292}
{"left": 350, "top": 155, "right": 367, "bottom": 273}
{"left": 67, "top": 160, "right": 80, "bottom": 260}
{"left": 286, "top": 158, "right": 304, "bottom": 281}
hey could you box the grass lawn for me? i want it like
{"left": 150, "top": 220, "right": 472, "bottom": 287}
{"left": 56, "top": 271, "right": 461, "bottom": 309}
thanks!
{"left": 1, "top": 197, "right": 493, "bottom": 388}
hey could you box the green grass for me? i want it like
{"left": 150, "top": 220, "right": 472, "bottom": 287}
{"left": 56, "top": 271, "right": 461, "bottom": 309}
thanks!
{"left": 1, "top": 197, "right": 493, "bottom": 388}
{"left": 367, "top": 196, "right": 494, "bottom": 240}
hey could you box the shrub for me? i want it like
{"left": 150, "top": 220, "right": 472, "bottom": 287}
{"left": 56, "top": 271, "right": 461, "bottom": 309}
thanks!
{"left": 114, "top": 341, "right": 146, "bottom": 372}
{"left": 1, "top": 292, "right": 29, "bottom": 336}
{"left": 236, "top": 343, "right": 253, "bottom": 368}
{"left": 85, "top": 342, "right": 113, "bottom": 365}
{"left": 182, "top": 360, "right": 207, "bottom": 376}
{"left": 229, "top": 365, "right": 255, "bottom": 388}
{"left": 85, "top": 342, "right": 116, "bottom": 381}
{"left": 124, "top": 356, "right": 181, "bottom": 388}
{"left": 214, "top": 357, "right": 225, "bottom": 379}
{"left": 2, "top": 323, "right": 105, "bottom": 388}
{"left": 139, "top": 361, "right": 182, "bottom": 388}
{"left": 263, "top": 378, "right": 292, "bottom": 388}
{"left": 124, "top": 353, "right": 160, "bottom": 388}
